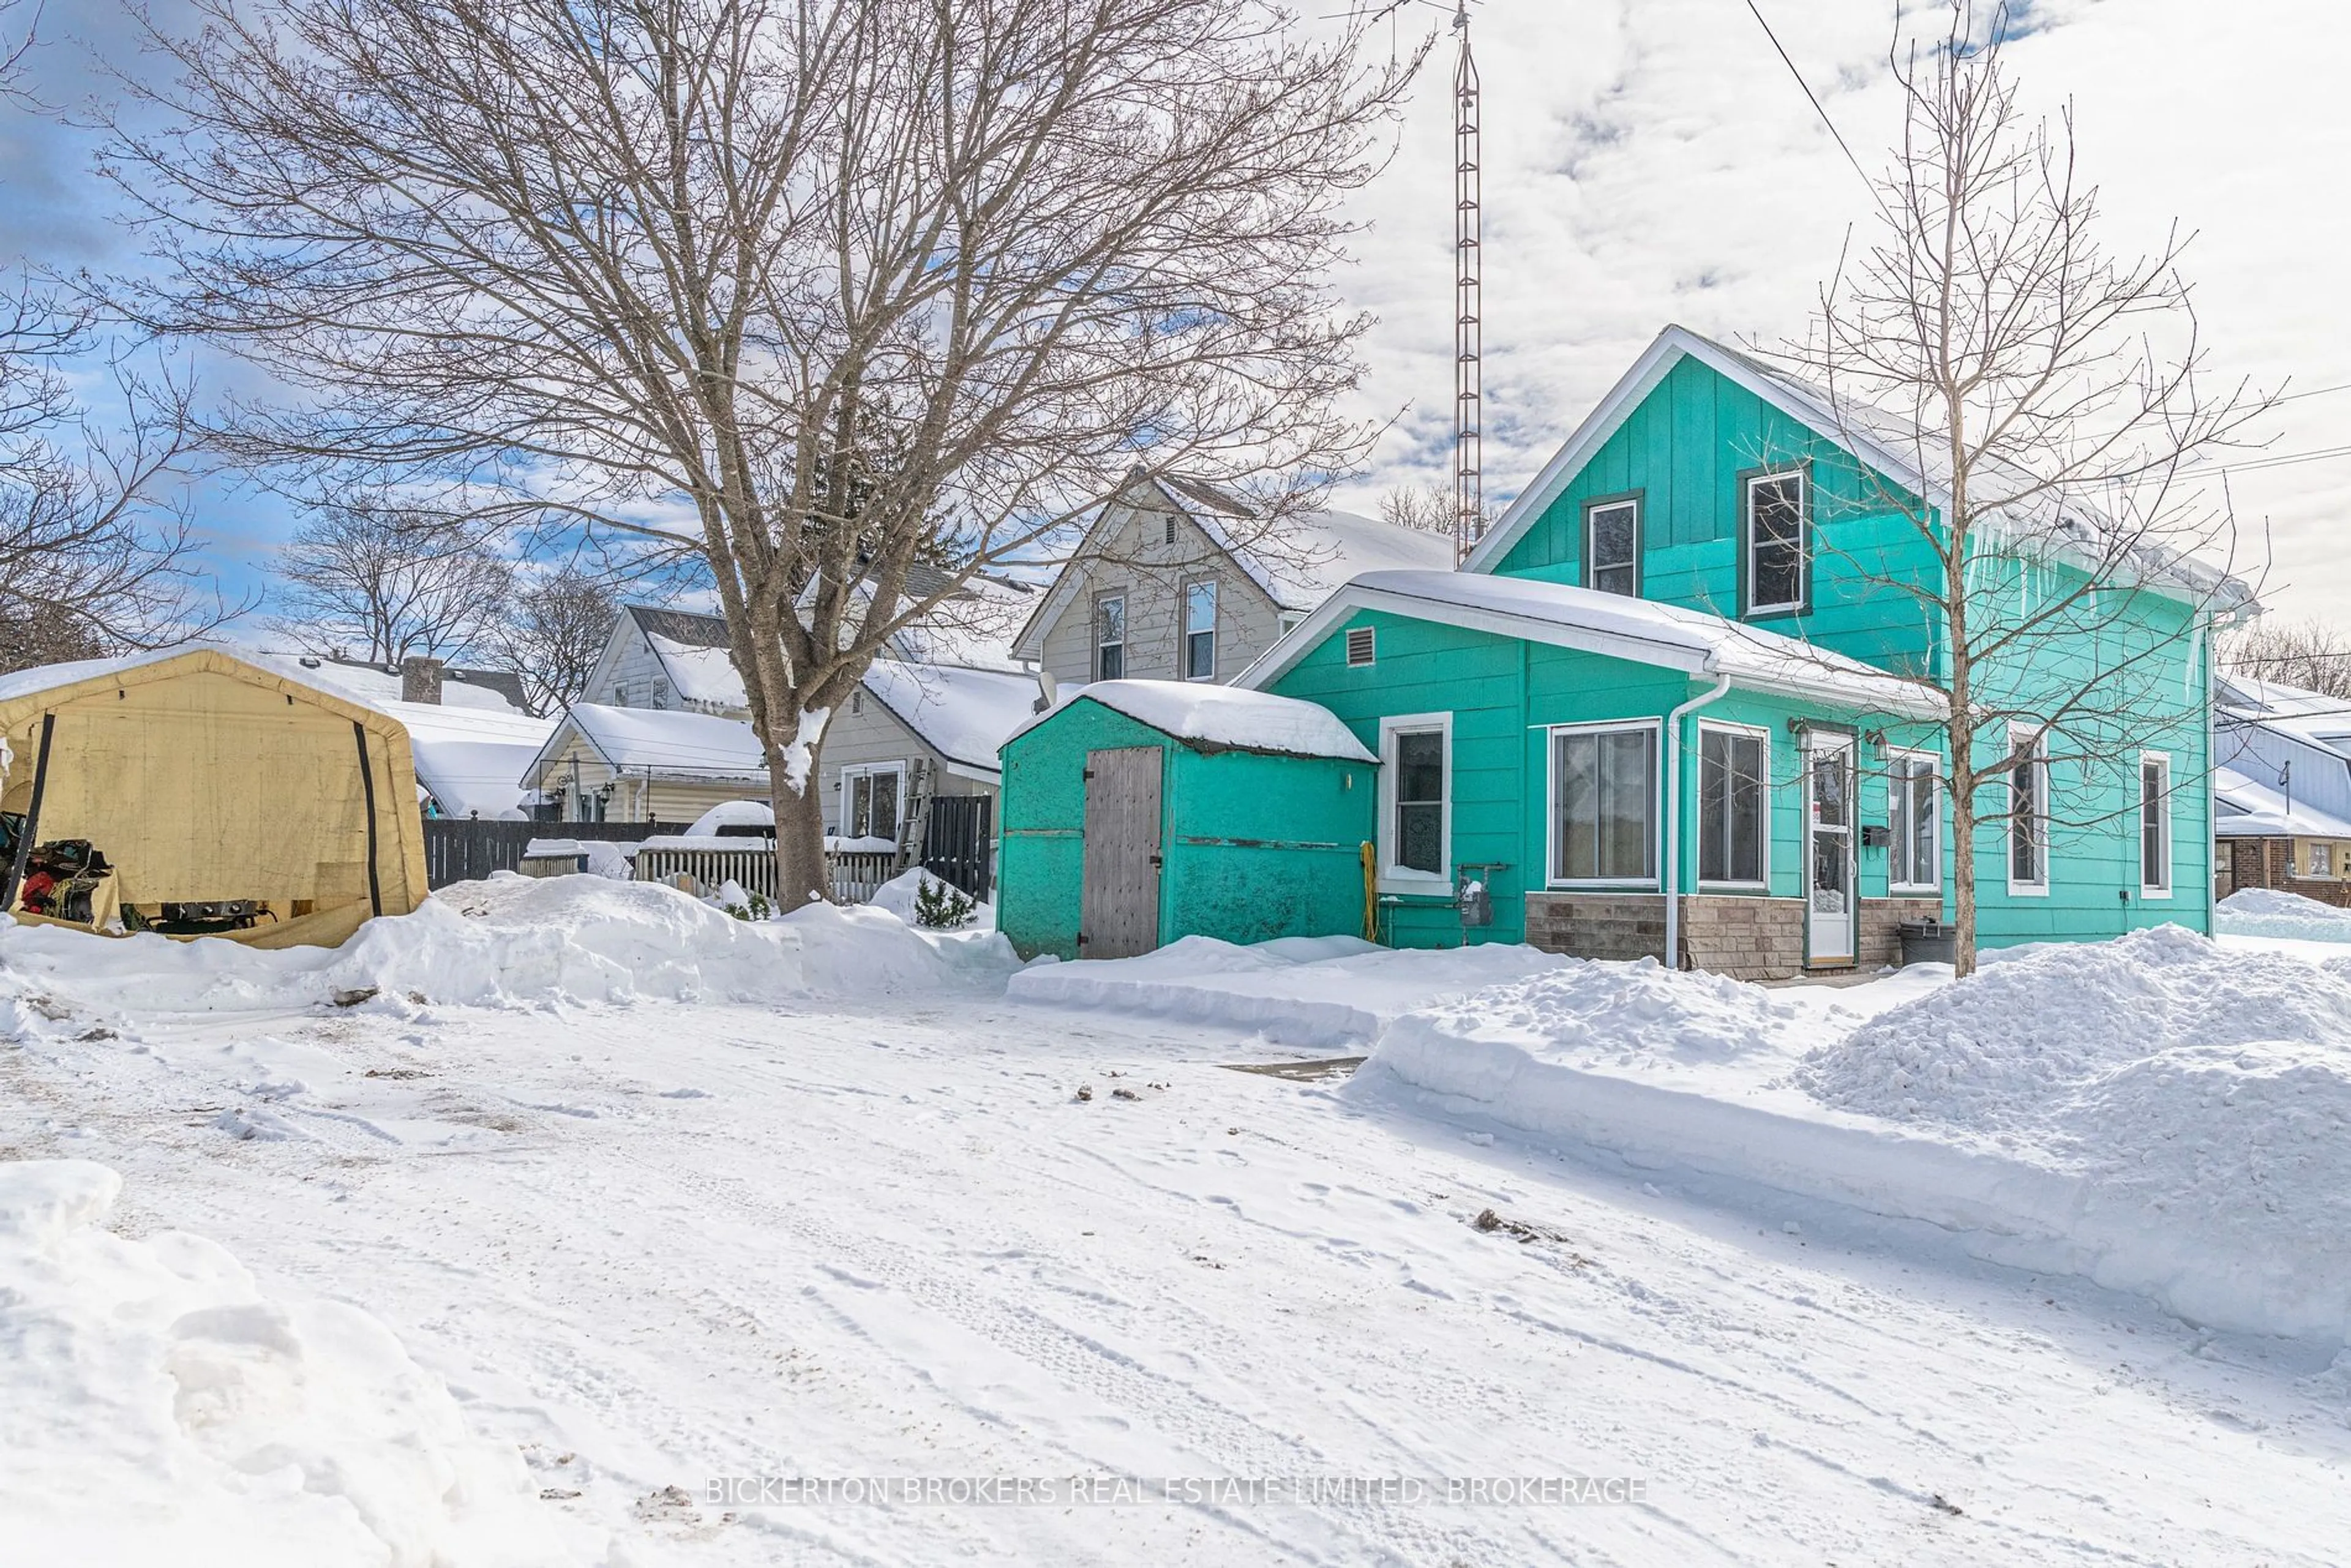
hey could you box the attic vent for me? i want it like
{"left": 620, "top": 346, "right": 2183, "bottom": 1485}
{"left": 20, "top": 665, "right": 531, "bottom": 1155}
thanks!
{"left": 1163, "top": 514, "right": 1177, "bottom": 545}
{"left": 1345, "top": 626, "right": 1376, "bottom": 667}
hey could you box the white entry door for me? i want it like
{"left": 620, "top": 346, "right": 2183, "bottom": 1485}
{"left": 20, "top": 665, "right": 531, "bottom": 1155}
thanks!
{"left": 1805, "top": 734, "right": 1857, "bottom": 965}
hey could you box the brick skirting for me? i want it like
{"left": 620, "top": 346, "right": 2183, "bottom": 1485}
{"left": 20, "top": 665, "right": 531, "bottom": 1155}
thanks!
{"left": 1523, "top": 891, "right": 1943, "bottom": 980}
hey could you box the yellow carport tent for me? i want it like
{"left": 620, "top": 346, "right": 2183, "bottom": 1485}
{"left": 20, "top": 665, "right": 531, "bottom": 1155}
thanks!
{"left": 0, "top": 648, "right": 430, "bottom": 948}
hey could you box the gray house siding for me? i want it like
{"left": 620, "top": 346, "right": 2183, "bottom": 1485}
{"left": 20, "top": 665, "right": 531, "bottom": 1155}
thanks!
{"left": 1031, "top": 499, "right": 1286, "bottom": 688}
{"left": 819, "top": 692, "right": 995, "bottom": 838}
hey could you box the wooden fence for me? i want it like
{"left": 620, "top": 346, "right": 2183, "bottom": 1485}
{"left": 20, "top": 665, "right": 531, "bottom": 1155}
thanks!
{"left": 633, "top": 842, "right": 781, "bottom": 904}
{"left": 421, "top": 819, "right": 681, "bottom": 889}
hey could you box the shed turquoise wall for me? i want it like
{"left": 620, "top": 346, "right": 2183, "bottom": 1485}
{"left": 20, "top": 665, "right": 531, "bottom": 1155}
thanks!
{"left": 996, "top": 697, "right": 1375, "bottom": 961}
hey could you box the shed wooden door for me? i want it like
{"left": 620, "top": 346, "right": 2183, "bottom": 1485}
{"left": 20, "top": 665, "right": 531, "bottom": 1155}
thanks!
{"left": 1081, "top": 747, "right": 1163, "bottom": 958}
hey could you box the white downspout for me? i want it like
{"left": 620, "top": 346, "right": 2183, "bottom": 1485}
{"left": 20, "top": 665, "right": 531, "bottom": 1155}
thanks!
{"left": 1662, "top": 670, "right": 1734, "bottom": 970}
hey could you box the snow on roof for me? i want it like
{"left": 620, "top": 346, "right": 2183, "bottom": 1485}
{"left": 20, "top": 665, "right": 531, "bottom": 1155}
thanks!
{"left": 1008, "top": 678, "right": 1375, "bottom": 762}
{"left": 2216, "top": 672, "right": 2351, "bottom": 751}
{"left": 1468, "top": 324, "right": 2255, "bottom": 616}
{"left": 1193, "top": 505, "right": 1457, "bottom": 613}
{"left": 536, "top": 702, "right": 770, "bottom": 783}
{"left": 242, "top": 650, "right": 527, "bottom": 713}
{"left": 0, "top": 648, "right": 192, "bottom": 704}
{"left": 645, "top": 634, "right": 752, "bottom": 709}
{"left": 858, "top": 659, "right": 1043, "bottom": 775}
{"left": 2212, "top": 764, "right": 2351, "bottom": 839}
{"left": 1242, "top": 570, "right": 1946, "bottom": 718}
{"left": 375, "top": 699, "right": 557, "bottom": 820}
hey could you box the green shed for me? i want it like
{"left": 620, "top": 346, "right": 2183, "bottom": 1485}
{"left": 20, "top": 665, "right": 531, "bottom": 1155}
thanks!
{"left": 997, "top": 680, "right": 1378, "bottom": 960}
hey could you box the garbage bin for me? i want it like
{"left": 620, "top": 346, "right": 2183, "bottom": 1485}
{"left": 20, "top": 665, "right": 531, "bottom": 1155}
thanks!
{"left": 1897, "top": 920, "right": 1956, "bottom": 967}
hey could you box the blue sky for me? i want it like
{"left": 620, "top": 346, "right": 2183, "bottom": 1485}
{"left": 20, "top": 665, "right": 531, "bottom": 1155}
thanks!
{"left": 5, "top": 0, "right": 2347, "bottom": 621}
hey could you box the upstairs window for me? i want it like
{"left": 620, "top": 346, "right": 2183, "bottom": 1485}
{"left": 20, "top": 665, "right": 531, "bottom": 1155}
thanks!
{"left": 2140, "top": 753, "right": 2172, "bottom": 896}
{"left": 1183, "top": 580, "right": 1218, "bottom": 680}
{"left": 1697, "top": 724, "right": 1766, "bottom": 886}
{"left": 1095, "top": 594, "right": 1125, "bottom": 681}
{"left": 1584, "top": 496, "right": 1642, "bottom": 597}
{"left": 1886, "top": 751, "right": 1940, "bottom": 891}
{"left": 1742, "top": 468, "right": 1809, "bottom": 616}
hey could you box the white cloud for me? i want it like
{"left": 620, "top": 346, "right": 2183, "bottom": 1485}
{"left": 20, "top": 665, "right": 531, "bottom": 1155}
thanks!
{"left": 1330, "top": 0, "right": 2351, "bottom": 620}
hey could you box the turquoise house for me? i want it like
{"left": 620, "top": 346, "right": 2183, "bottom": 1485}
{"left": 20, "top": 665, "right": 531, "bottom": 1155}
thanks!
{"left": 1221, "top": 325, "right": 2241, "bottom": 975}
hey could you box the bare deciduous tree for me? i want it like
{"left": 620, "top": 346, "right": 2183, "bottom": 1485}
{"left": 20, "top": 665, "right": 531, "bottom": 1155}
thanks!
{"left": 1763, "top": 1, "right": 2267, "bottom": 975}
{"left": 486, "top": 568, "right": 622, "bottom": 716}
{"left": 274, "top": 492, "right": 514, "bottom": 664}
{"left": 105, "top": 0, "right": 1420, "bottom": 907}
{"left": 1376, "top": 477, "right": 1483, "bottom": 535}
{"left": 2221, "top": 616, "right": 2351, "bottom": 702}
{"left": 0, "top": 2, "right": 232, "bottom": 672}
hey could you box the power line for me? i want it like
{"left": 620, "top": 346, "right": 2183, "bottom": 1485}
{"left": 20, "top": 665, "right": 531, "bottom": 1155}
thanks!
{"left": 2276, "top": 380, "right": 2351, "bottom": 405}
{"left": 1743, "top": 0, "right": 1875, "bottom": 192}
{"left": 2212, "top": 442, "right": 2351, "bottom": 478}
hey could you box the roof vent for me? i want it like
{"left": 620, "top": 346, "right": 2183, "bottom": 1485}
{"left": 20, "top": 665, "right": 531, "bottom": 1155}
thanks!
{"left": 1344, "top": 626, "right": 1376, "bottom": 667}
{"left": 298, "top": 656, "right": 321, "bottom": 669}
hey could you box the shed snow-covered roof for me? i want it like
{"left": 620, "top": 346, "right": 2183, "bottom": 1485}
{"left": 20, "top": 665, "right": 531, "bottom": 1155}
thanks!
{"left": 1007, "top": 679, "right": 1376, "bottom": 762}
{"left": 1465, "top": 324, "right": 2255, "bottom": 617}
{"left": 526, "top": 702, "right": 768, "bottom": 784}
{"left": 1239, "top": 569, "right": 1946, "bottom": 719}
{"left": 858, "top": 659, "right": 1043, "bottom": 778}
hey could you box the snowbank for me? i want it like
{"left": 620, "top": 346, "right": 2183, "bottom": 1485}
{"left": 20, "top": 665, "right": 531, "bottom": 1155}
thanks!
{"left": 0, "top": 874, "right": 1004, "bottom": 1019}
{"left": 0, "top": 1160, "right": 585, "bottom": 1567}
{"left": 867, "top": 868, "right": 996, "bottom": 931}
{"left": 1367, "top": 933, "right": 2351, "bottom": 1345}
{"left": 1006, "top": 936, "right": 1567, "bottom": 1049}
{"left": 2217, "top": 887, "right": 2351, "bottom": 942}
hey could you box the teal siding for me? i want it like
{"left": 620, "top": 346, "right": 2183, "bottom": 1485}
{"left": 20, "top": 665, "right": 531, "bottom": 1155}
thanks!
{"left": 996, "top": 698, "right": 1374, "bottom": 960}
{"left": 1489, "top": 350, "right": 2215, "bottom": 947}
{"left": 1269, "top": 610, "right": 1532, "bottom": 948}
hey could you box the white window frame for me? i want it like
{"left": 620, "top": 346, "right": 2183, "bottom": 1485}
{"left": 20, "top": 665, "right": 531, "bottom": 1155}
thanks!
{"left": 2006, "top": 722, "right": 2049, "bottom": 896}
{"left": 1694, "top": 719, "right": 1770, "bottom": 891}
{"left": 1584, "top": 495, "right": 1642, "bottom": 598}
{"left": 2139, "top": 750, "right": 2173, "bottom": 899}
{"left": 838, "top": 761, "right": 907, "bottom": 843}
{"left": 1546, "top": 718, "right": 1663, "bottom": 890}
{"left": 1376, "top": 711, "right": 1452, "bottom": 893}
{"left": 1094, "top": 592, "right": 1126, "bottom": 682}
{"left": 1886, "top": 748, "right": 1941, "bottom": 894}
{"left": 1741, "top": 467, "right": 1809, "bottom": 617}
{"left": 1182, "top": 579, "right": 1218, "bottom": 681}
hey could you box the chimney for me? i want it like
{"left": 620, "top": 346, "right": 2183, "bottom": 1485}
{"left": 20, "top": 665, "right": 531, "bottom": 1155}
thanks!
{"left": 400, "top": 655, "right": 446, "bottom": 705}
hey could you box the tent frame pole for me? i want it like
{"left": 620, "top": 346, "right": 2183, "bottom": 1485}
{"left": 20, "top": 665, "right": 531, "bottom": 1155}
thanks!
{"left": 2, "top": 713, "right": 57, "bottom": 915}
{"left": 353, "top": 722, "right": 383, "bottom": 918}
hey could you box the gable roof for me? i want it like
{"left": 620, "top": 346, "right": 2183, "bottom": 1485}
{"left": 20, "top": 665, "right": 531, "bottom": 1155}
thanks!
{"left": 1011, "top": 473, "right": 1456, "bottom": 659}
{"left": 1006, "top": 678, "right": 1377, "bottom": 762}
{"left": 1237, "top": 569, "right": 1947, "bottom": 719}
{"left": 856, "top": 659, "right": 1043, "bottom": 779}
{"left": 523, "top": 702, "right": 769, "bottom": 785}
{"left": 1464, "top": 323, "right": 2254, "bottom": 617}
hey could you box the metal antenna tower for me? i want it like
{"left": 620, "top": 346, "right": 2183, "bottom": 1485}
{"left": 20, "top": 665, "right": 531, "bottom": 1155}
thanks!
{"left": 1450, "top": 0, "right": 1482, "bottom": 563}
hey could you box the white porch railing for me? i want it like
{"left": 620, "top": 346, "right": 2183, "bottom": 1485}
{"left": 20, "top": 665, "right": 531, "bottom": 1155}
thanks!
{"left": 630, "top": 839, "right": 900, "bottom": 906}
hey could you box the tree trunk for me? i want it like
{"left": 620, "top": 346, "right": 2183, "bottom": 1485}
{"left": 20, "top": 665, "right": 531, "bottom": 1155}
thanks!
{"left": 1949, "top": 781, "right": 1979, "bottom": 980}
{"left": 770, "top": 757, "right": 831, "bottom": 913}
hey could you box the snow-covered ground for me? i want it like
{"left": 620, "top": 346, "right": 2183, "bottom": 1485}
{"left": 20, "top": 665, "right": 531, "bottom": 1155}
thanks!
{"left": 5, "top": 885, "right": 2349, "bottom": 1565}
